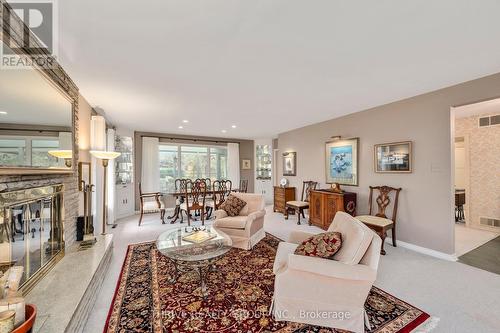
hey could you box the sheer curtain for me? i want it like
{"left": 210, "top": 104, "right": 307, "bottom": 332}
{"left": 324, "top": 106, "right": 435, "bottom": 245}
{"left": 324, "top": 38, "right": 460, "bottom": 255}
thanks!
{"left": 227, "top": 143, "right": 240, "bottom": 188}
{"left": 141, "top": 137, "right": 160, "bottom": 192}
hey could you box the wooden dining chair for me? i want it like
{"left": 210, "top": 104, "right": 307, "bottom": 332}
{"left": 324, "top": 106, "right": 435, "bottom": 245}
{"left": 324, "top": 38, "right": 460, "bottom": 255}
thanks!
{"left": 206, "top": 179, "right": 232, "bottom": 218}
{"left": 285, "top": 181, "right": 318, "bottom": 224}
{"left": 138, "top": 183, "right": 165, "bottom": 226}
{"left": 356, "top": 186, "right": 402, "bottom": 255}
{"left": 239, "top": 179, "right": 249, "bottom": 193}
{"left": 168, "top": 178, "right": 189, "bottom": 223}
{"left": 180, "top": 179, "right": 207, "bottom": 226}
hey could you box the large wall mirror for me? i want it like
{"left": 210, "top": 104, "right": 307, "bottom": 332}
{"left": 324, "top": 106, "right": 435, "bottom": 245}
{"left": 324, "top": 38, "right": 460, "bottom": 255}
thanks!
{"left": 0, "top": 42, "right": 74, "bottom": 173}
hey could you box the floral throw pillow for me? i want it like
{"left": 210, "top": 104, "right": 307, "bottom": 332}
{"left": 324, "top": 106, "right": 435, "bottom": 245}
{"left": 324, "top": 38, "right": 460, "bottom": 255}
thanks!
{"left": 294, "top": 232, "right": 342, "bottom": 259}
{"left": 219, "top": 194, "right": 247, "bottom": 217}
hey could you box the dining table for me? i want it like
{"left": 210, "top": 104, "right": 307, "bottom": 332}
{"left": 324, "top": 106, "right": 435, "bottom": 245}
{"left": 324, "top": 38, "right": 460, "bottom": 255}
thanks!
{"left": 165, "top": 187, "right": 239, "bottom": 223}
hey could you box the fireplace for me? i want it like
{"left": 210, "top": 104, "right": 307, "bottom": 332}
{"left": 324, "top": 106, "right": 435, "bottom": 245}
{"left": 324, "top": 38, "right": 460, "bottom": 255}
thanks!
{"left": 0, "top": 184, "right": 65, "bottom": 294}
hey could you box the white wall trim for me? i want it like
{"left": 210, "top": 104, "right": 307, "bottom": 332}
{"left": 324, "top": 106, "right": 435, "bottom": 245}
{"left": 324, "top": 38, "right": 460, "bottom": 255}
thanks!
{"left": 385, "top": 237, "right": 458, "bottom": 262}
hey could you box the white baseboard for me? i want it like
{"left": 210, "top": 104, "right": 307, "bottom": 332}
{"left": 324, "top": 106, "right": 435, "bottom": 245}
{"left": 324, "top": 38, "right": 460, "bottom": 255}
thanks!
{"left": 385, "top": 237, "right": 457, "bottom": 262}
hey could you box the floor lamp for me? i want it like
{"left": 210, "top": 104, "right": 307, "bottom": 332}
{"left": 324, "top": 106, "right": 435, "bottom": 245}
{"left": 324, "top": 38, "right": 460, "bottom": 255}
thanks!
{"left": 90, "top": 150, "right": 121, "bottom": 235}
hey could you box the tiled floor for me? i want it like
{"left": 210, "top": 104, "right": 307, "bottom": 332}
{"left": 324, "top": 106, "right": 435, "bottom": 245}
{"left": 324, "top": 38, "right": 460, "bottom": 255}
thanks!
{"left": 84, "top": 207, "right": 500, "bottom": 333}
{"left": 454, "top": 224, "right": 499, "bottom": 257}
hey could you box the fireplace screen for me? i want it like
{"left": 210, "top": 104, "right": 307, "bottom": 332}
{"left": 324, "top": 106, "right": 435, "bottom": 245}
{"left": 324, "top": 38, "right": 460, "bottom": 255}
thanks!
{"left": 0, "top": 184, "right": 64, "bottom": 293}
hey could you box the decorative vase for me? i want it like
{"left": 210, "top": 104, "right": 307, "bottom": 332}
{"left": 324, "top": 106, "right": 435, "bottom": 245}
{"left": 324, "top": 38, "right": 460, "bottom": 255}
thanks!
{"left": 0, "top": 310, "right": 15, "bottom": 333}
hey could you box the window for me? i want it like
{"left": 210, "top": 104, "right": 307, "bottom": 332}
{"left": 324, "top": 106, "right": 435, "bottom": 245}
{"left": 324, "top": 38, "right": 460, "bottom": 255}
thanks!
{"left": 159, "top": 145, "right": 179, "bottom": 193}
{"left": 0, "top": 139, "right": 26, "bottom": 166}
{"left": 0, "top": 137, "right": 62, "bottom": 167}
{"left": 31, "top": 139, "right": 59, "bottom": 167}
{"left": 158, "top": 144, "right": 228, "bottom": 193}
{"left": 180, "top": 146, "right": 209, "bottom": 179}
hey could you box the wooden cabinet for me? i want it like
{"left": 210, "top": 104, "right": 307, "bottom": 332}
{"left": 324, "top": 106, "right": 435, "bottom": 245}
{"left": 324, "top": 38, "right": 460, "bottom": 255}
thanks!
{"left": 309, "top": 189, "right": 357, "bottom": 230}
{"left": 273, "top": 186, "right": 295, "bottom": 214}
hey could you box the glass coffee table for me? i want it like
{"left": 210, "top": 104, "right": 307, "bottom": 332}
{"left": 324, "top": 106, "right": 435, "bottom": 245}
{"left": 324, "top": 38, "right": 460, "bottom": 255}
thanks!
{"left": 156, "top": 226, "right": 232, "bottom": 298}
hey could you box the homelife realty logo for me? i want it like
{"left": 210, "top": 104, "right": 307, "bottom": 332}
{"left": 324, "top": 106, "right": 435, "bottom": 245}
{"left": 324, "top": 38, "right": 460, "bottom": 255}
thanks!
{"left": 1, "top": 0, "right": 58, "bottom": 69}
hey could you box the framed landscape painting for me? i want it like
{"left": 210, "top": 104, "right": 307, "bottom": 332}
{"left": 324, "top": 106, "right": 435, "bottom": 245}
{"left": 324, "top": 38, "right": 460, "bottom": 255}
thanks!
{"left": 374, "top": 141, "right": 412, "bottom": 173}
{"left": 325, "top": 138, "right": 358, "bottom": 186}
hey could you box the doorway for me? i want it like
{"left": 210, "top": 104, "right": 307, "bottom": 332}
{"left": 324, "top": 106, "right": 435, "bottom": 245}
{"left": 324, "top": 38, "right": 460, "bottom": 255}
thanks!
{"left": 451, "top": 99, "right": 500, "bottom": 261}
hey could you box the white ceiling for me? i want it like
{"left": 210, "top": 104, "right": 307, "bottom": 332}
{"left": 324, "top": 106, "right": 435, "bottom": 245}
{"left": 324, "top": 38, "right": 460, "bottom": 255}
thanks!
{"left": 56, "top": 0, "right": 500, "bottom": 139}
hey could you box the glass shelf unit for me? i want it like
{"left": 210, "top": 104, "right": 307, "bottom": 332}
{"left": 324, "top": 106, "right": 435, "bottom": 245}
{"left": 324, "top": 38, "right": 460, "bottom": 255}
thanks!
{"left": 256, "top": 144, "right": 272, "bottom": 180}
{"left": 115, "top": 136, "right": 133, "bottom": 185}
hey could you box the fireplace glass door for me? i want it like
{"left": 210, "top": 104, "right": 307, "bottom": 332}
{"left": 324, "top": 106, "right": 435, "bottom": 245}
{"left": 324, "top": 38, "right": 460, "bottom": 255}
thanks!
{"left": 0, "top": 185, "right": 64, "bottom": 292}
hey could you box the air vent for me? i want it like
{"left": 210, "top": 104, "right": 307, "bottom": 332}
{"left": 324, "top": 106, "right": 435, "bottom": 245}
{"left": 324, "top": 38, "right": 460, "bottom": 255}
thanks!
{"left": 480, "top": 217, "right": 500, "bottom": 228}
{"left": 478, "top": 114, "right": 500, "bottom": 127}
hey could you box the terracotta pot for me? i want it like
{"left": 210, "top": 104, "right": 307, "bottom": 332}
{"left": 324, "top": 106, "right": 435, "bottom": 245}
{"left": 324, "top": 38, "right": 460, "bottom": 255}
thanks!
{"left": 11, "top": 304, "right": 36, "bottom": 333}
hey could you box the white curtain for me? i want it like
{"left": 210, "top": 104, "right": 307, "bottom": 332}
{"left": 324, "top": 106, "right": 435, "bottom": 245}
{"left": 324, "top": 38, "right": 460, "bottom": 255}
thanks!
{"left": 227, "top": 143, "right": 240, "bottom": 188}
{"left": 141, "top": 137, "right": 160, "bottom": 192}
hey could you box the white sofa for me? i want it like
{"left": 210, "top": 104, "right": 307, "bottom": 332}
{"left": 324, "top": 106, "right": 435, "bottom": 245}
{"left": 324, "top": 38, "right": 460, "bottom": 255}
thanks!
{"left": 272, "top": 212, "right": 382, "bottom": 333}
{"left": 213, "top": 193, "right": 266, "bottom": 250}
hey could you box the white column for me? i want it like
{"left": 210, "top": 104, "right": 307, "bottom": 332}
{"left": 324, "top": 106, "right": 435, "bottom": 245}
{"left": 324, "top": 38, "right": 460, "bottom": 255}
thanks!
{"left": 107, "top": 128, "right": 116, "bottom": 225}
{"left": 90, "top": 116, "right": 106, "bottom": 236}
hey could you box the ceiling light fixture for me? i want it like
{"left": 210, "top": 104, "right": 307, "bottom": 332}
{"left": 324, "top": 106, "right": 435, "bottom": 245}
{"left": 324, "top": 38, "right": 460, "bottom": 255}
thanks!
{"left": 0, "top": 111, "right": 7, "bottom": 115}
{"left": 182, "top": 120, "right": 189, "bottom": 123}
{"left": 231, "top": 125, "right": 237, "bottom": 128}
{"left": 221, "top": 130, "right": 227, "bottom": 133}
{"left": 178, "top": 126, "right": 184, "bottom": 129}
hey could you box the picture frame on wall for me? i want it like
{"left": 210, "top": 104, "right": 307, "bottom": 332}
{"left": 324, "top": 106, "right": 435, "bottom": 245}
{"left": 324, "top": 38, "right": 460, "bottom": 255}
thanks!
{"left": 242, "top": 159, "right": 251, "bottom": 170}
{"left": 374, "top": 141, "right": 412, "bottom": 173}
{"left": 325, "top": 137, "right": 359, "bottom": 186}
{"left": 282, "top": 152, "right": 297, "bottom": 176}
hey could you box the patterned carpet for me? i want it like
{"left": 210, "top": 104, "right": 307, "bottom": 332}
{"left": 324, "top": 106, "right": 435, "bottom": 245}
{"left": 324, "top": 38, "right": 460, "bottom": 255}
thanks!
{"left": 104, "top": 234, "right": 429, "bottom": 332}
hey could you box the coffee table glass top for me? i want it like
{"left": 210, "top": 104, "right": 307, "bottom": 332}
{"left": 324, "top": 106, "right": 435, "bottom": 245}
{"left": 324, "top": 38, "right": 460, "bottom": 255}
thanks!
{"left": 156, "top": 227, "right": 232, "bottom": 262}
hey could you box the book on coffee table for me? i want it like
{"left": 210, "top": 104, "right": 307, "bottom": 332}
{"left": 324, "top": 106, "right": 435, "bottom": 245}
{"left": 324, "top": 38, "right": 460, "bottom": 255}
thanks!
{"left": 182, "top": 231, "right": 217, "bottom": 244}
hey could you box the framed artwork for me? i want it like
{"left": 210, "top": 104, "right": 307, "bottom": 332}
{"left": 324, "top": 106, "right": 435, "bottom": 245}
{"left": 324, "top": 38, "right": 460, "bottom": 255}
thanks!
{"left": 242, "top": 159, "right": 251, "bottom": 170}
{"left": 374, "top": 141, "right": 412, "bottom": 173}
{"left": 325, "top": 138, "right": 358, "bottom": 186}
{"left": 282, "top": 152, "right": 297, "bottom": 176}
{"left": 78, "top": 162, "right": 91, "bottom": 191}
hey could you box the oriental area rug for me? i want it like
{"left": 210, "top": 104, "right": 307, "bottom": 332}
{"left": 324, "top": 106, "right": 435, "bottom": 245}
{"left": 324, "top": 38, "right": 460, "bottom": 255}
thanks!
{"left": 104, "top": 234, "right": 431, "bottom": 333}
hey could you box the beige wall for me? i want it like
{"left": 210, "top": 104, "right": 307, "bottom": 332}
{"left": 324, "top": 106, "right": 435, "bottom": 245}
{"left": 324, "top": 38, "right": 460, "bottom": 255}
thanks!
{"left": 278, "top": 72, "right": 500, "bottom": 255}
{"left": 455, "top": 115, "right": 500, "bottom": 227}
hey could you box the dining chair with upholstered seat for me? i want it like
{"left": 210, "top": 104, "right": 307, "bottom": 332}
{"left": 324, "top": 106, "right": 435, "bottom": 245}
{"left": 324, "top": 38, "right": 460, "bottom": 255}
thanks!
{"left": 168, "top": 178, "right": 189, "bottom": 223}
{"left": 285, "top": 180, "right": 318, "bottom": 225}
{"left": 206, "top": 179, "right": 232, "bottom": 218}
{"left": 180, "top": 179, "right": 207, "bottom": 226}
{"left": 138, "top": 183, "right": 165, "bottom": 226}
{"left": 238, "top": 179, "right": 248, "bottom": 193}
{"left": 356, "top": 185, "right": 402, "bottom": 255}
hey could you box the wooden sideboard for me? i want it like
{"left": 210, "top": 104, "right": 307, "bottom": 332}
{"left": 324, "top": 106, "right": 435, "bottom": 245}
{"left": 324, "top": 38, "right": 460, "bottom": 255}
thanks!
{"left": 273, "top": 186, "right": 296, "bottom": 214}
{"left": 309, "top": 189, "right": 357, "bottom": 230}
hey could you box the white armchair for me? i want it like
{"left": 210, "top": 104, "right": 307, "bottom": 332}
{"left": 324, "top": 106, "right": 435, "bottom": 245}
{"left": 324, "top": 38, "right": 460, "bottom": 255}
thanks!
{"left": 272, "top": 212, "right": 382, "bottom": 333}
{"left": 213, "top": 193, "right": 266, "bottom": 250}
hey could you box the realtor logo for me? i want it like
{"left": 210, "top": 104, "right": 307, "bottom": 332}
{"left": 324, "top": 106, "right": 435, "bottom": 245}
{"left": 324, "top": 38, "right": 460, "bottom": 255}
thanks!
{"left": 1, "top": 0, "right": 58, "bottom": 69}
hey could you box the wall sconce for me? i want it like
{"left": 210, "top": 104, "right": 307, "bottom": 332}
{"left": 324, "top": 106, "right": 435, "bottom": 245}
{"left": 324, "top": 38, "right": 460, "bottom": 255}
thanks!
{"left": 90, "top": 150, "right": 121, "bottom": 235}
{"left": 48, "top": 150, "right": 73, "bottom": 167}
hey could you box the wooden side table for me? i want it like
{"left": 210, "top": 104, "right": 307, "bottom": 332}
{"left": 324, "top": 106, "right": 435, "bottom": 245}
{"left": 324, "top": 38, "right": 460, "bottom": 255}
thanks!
{"left": 273, "top": 186, "right": 295, "bottom": 214}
